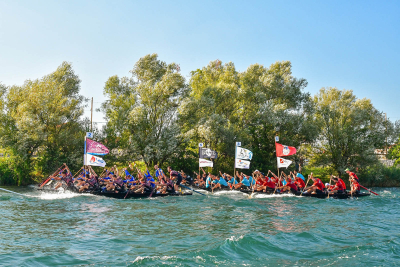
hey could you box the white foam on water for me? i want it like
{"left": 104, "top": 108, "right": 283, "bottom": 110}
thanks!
{"left": 227, "top": 235, "right": 244, "bottom": 241}
{"left": 36, "top": 191, "right": 92, "bottom": 200}
{"left": 213, "top": 190, "right": 242, "bottom": 195}
{"left": 253, "top": 193, "right": 296, "bottom": 199}
{"left": 132, "top": 256, "right": 176, "bottom": 263}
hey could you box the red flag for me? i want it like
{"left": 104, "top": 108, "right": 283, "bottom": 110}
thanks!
{"left": 275, "top": 143, "right": 296, "bottom": 157}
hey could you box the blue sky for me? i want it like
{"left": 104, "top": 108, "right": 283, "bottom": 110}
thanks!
{"left": 0, "top": 0, "right": 399, "bottom": 124}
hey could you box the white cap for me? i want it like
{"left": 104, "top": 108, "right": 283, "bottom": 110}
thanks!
{"left": 325, "top": 183, "right": 330, "bottom": 187}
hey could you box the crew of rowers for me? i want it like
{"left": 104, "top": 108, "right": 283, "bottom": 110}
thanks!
{"left": 43, "top": 163, "right": 362, "bottom": 196}
{"left": 44, "top": 164, "right": 191, "bottom": 195}
{"left": 193, "top": 167, "right": 362, "bottom": 195}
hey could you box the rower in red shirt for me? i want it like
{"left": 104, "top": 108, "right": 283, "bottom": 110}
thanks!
{"left": 294, "top": 176, "right": 305, "bottom": 190}
{"left": 305, "top": 175, "right": 325, "bottom": 194}
{"left": 285, "top": 178, "right": 298, "bottom": 193}
{"left": 350, "top": 177, "right": 361, "bottom": 194}
{"left": 328, "top": 176, "right": 344, "bottom": 194}
{"left": 345, "top": 168, "right": 359, "bottom": 182}
{"left": 337, "top": 177, "right": 346, "bottom": 190}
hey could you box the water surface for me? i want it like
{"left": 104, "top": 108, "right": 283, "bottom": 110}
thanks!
{"left": 0, "top": 186, "right": 399, "bottom": 266}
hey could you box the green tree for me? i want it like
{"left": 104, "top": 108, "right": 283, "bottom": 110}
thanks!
{"left": 177, "top": 60, "right": 317, "bottom": 174}
{"left": 0, "top": 62, "right": 86, "bottom": 184}
{"left": 101, "top": 54, "right": 187, "bottom": 168}
{"left": 312, "top": 87, "right": 391, "bottom": 175}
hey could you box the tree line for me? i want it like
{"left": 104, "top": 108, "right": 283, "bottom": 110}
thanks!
{"left": 0, "top": 54, "right": 399, "bottom": 185}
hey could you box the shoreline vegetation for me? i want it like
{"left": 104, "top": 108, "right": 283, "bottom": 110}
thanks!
{"left": 0, "top": 54, "right": 399, "bottom": 187}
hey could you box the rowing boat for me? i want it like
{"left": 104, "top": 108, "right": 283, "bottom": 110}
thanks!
{"left": 37, "top": 187, "right": 192, "bottom": 199}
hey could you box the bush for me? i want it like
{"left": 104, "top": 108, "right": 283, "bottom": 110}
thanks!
{"left": 359, "top": 164, "right": 400, "bottom": 187}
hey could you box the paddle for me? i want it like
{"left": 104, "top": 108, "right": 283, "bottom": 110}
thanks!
{"left": 179, "top": 184, "right": 207, "bottom": 196}
{"left": 327, "top": 175, "right": 332, "bottom": 199}
{"left": 359, "top": 184, "right": 379, "bottom": 195}
{"left": 300, "top": 173, "right": 312, "bottom": 196}
{"left": 248, "top": 171, "right": 256, "bottom": 199}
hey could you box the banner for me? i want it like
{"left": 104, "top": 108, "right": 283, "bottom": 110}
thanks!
{"left": 199, "top": 158, "right": 213, "bottom": 167}
{"left": 275, "top": 143, "right": 296, "bottom": 157}
{"left": 236, "top": 147, "right": 253, "bottom": 160}
{"left": 86, "top": 139, "right": 109, "bottom": 156}
{"left": 235, "top": 159, "right": 250, "bottom": 169}
{"left": 277, "top": 157, "right": 292, "bottom": 168}
{"left": 85, "top": 154, "right": 106, "bottom": 167}
{"left": 199, "top": 148, "right": 218, "bottom": 159}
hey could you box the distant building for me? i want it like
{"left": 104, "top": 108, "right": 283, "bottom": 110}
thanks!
{"left": 375, "top": 148, "right": 396, "bottom": 167}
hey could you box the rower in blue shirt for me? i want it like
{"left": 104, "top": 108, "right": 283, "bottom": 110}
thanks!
{"left": 154, "top": 165, "right": 163, "bottom": 178}
{"left": 205, "top": 175, "right": 213, "bottom": 188}
{"left": 294, "top": 171, "right": 305, "bottom": 181}
{"left": 241, "top": 175, "right": 250, "bottom": 188}
{"left": 145, "top": 170, "right": 156, "bottom": 188}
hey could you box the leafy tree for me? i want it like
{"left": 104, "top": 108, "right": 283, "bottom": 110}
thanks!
{"left": 177, "top": 60, "right": 317, "bottom": 174}
{"left": 0, "top": 62, "right": 86, "bottom": 184}
{"left": 101, "top": 54, "right": 187, "bottom": 168}
{"left": 312, "top": 87, "right": 392, "bottom": 175}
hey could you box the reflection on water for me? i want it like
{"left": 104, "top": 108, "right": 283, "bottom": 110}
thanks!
{"left": 0, "top": 187, "right": 399, "bottom": 266}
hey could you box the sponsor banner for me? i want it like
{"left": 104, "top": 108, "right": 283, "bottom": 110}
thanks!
{"left": 199, "top": 148, "right": 218, "bottom": 159}
{"left": 235, "top": 159, "right": 250, "bottom": 169}
{"left": 85, "top": 154, "right": 106, "bottom": 167}
{"left": 236, "top": 147, "right": 253, "bottom": 160}
{"left": 199, "top": 158, "right": 213, "bottom": 168}
{"left": 277, "top": 157, "right": 292, "bottom": 168}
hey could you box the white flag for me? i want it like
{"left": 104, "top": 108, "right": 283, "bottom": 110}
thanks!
{"left": 85, "top": 154, "right": 106, "bottom": 167}
{"left": 199, "top": 158, "right": 213, "bottom": 167}
{"left": 235, "top": 159, "right": 250, "bottom": 169}
{"left": 236, "top": 147, "right": 253, "bottom": 160}
{"left": 277, "top": 157, "right": 292, "bottom": 168}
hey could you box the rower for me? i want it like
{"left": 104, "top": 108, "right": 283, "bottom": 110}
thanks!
{"left": 349, "top": 177, "right": 361, "bottom": 195}
{"left": 167, "top": 166, "right": 182, "bottom": 192}
{"left": 328, "top": 177, "right": 344, "bottom": 195}
{"left": 345, "top": 168, "right": 359, "bottom": 182}
{"left": 54, "top": 170, "right": 73, "bottom": 190}
{"left": 292, "top": 172, "right": 305, "bottom": 190}
{"left": 145, "top": 170, "right": 156, "bottom": 189}
{"left": 217, "top": 172, "right": 229, "bottom": 189}
{"left": 305, "top": 175, "right": 325, "bottom": 194}
{"left": 240, "top": 172, "right": 251, "bottom": 190}
{"left": 293, "top": 170, "right": 305, "bottom": 181}
{"left": 227, "top": 174, "right": 238, "bottom": 189}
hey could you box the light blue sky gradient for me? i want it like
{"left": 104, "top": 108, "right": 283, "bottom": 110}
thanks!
{"left": 1, "top": 0, "right": 399, "bottom": 123}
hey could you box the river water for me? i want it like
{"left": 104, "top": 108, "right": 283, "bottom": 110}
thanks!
{"left": 0, "top": 186, "right": 399, "bottom": 266}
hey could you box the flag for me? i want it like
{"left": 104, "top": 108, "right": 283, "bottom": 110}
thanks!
{"left": 277, "top": 157, "right": 292, "bottom": 168}
{"left": 275, "top": 143, "right": 296, "bottom": 157}
{"left": 199, "top": 158, "right": 213, "bottom": 167}
{"left": 199, "top": 148, "right": 218, "bottom": 159}
{"left": 86, "top": 139, "right": 109, "bottom": 156}
{"left": 236, "top": 147, "right": 253, "bottom": 160}
{"left": 85, "top": 154, "right": 106, "bottom": 167}
{"left": 235, "top": 159, "right": 250, "bottom": 169}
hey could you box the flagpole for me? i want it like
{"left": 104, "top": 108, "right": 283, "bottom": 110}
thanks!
{"left": 84, "top": 135, "right": 87, "bottom": 167}
{"left": 275, "top": 137, "right": 279, "bottom": 178}
{"left": 234, "top": 143, "right": 237, "bottom": 183}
